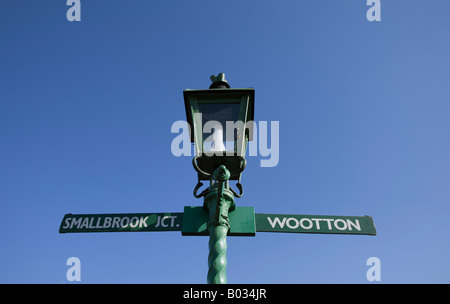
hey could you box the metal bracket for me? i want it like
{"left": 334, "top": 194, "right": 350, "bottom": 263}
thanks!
{"left": 192, "top": 156, "right": 212, "bottom": 178}
{"left": 229, "top": 182, "right": 244, "bottom": 198}
{"left": 192, "top": 156, "right": 246, "bottom": 199}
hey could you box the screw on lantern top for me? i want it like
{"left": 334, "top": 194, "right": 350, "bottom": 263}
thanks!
{"left": 209, "top": 73, "right": 231, "bottom": 89}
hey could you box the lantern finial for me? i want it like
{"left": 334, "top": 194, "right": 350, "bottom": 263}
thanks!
{"left": 209, "top": 73, "right": 230, "bottom": 89}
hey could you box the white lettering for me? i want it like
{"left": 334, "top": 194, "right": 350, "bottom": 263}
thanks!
{"left": 103, "top": 217, "right": 112, "bottom": 228}
{"left": 88, "top": 217, "right": 95, "bottom": 228}
{"left": 311, "top": 218, "right": 322, "bottom": 230}
{"left": 202, "top": 120, "right": 225, "bottom": 156}
{"left": 322, "top": 218, "right": 334, "bottom": 230}
{"left": 66, "top": 0, "right": 81, "bottom": 22}
{"left": 334, "top": 219, "right": 348, "bottom": 230}
{"left": 225, "top": 120, "right": 256, "bottom": 156}
{"left": 347, "top": 219, "right": 361, "bottom": 231}
{"left": 184, "top": 288, "right": 217, "bottom": 301}
{"left": 139, "top": 216, "right": 149, "bottom": 228}
{"left": 70, "top": 218, "right": 82, "bottom": 229}
{"left": 366, "top": 257, "right": 381, "bottom": 281}
{"left": 247, "top": 121, "right": 258, "bottom": 157}
{"left": 66, "top": 257, "right": 81, "bottom": 282}
{"left": 171, "top": 120, "right": 192, "bottom": 157}
{"left": 112, "top": 217, "right": 120, "bottom": 228}
{"left": 286, "top": 218, "right": 299, "bottom": 229}
{"left": 129, "top": 217, "right": 139, "bottom": 228}
{"left": 366, "top": 0, "right": 381, "bottom": 22}
{"left": 120, "top": 217, "right": 130, "bottom": 228}
{"left": 95, "top": 217, "right": 102, "bottom": 228}
{"left": 259, "top": 121, "right": 280, "bottom": 168}
{"left": 170, "top": 120, "right": 280, "bottom": 168}
{"left": 264, "top": 216, "right": 364, "bottom": 232}
{"left": 63, "top": 217, "right": 71, "bottom": 229}
{"left": 299, "top": 218, "right": 313, "bottom": 229}
{"left": 170, "top": 216, "right": 177, "bottom": 227}
{"left": 267, "top": 217, "right": 286, "bottom": 229}
{"left": 161, "top": 216, "right": 171, "bottom": 227}
{"left": 80, "top": 218, "right": 89, "bottom": 229}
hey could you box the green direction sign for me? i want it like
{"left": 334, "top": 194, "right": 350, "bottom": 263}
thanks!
{"left": 59, "top": 210, "right": 376, "bottom": 236}
{"left": 181, "top": 206, "right": 256, "bottom": 236}
{"left": 255, "top": 213, "right": 376, "bottom": 235}
{"left": 59, "top": 212, "right": 183, "bottom": 233}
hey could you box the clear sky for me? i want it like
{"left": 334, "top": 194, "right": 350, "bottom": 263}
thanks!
{"left": 1, "top": 0, "right": 450, "bottom": 283}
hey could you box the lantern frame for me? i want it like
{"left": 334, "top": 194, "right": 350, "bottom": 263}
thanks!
{"left": 183, "top": 87, "right": 255, "bottom": 181}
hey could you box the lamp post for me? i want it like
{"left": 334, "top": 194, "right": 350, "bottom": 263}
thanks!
{"left": 183, "top": 73, "right": 255, "bottom": 284}
{"left": 59, "top": 73, "right": 377, "bottom": 285}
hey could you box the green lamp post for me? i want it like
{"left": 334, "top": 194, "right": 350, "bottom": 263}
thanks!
{"left": 183, "top": 73, "right": 255, "bottom": 284}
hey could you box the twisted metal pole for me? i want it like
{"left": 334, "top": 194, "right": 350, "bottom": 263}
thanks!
{"left": 206, "top": 165, "right": 234, "bottom": 284}
{"left": 207, "top": 222, "right": 229, "bottom": 284}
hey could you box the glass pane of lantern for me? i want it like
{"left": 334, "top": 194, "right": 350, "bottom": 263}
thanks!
{"left": 197, "top": 101, "right": 241, "bottom": 154}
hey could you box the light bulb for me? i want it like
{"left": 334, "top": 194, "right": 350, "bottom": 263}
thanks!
{"left": 211, "top": 123, "right": 226, "bottom": 152}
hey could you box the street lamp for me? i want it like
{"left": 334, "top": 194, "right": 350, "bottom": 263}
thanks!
{"left": 184, "top": 73, "right": 255, "bottom": 184}
{"left": 183, "top": 73, "right": 255, "bottom": 283}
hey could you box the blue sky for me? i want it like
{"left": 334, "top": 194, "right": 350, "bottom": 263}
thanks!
{"left": 1, "top": 0, "right": 450, "bottom": 283}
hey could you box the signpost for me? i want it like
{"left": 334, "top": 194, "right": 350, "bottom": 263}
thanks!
{"left": 255, "top": 213, "right": 376, "bottom": 235}
{"left": 58, "top": 209, "right": 376, "bottom": 286}
{"left": 60, "top": 210, "right": 375, "bottom": 236}
{"left": 59, "top": 212, "right": 183, "bottom": 233}
{"left": 59, "top": 74, "right": 377, "bottom": 284}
